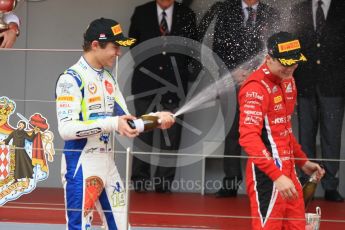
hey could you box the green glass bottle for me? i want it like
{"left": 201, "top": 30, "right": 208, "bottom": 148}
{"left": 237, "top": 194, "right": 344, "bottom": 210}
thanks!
{"left": 303, "top": 172, "right": 318, "bottom": 208}
{"left": 127, "top": 115, "right": 160, "bottom": 133}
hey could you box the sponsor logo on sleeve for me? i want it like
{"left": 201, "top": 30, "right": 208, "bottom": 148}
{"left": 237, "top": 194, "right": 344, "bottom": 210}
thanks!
{"left": 57, "top": 109, "right": 73, "bottom": 118}
{"left": 245, "top": 100, "right": 261, "bottom": 105}
{"left": 57, "top": 96, "right": 74, "bottom": 102}
{"left": 58, "top": 81, "right": 73, "bottom": 95}
{"left": 57, "top": 102, "right": 73, "bottom": 108}
{"left": 245, "top": 92, "right": 263, "bottom": 101}
{"left": 76, "top": 128, "right": 102, "bottom": 137}
{"left": 244, "top": 110, "right": 262, "bottom": 116}
{"left": 244, "top": 115, "right": 262, "bottom": 125}
{"left": 60, "top": 117, "right": 72, "bottom": 122}
{"left": 244, "top": 104, "right": 255, "bottom": 109}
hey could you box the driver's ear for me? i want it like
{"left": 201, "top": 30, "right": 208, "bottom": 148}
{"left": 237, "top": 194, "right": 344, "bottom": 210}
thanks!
{"left": 91, "top": 40, "right": 99, "bottom": 49}
{"left": 266, "top": 55, "right": 273, "bottom": 64}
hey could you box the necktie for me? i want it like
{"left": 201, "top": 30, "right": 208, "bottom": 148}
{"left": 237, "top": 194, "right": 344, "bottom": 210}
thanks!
{"left": 316, "top": 0, "right": 325, "bottom": 36}
{"left": 160, "top": 11, "right": 169, "bottom": 36}
{"left": 246, "top": 7, "right": 255, "bottom": 28}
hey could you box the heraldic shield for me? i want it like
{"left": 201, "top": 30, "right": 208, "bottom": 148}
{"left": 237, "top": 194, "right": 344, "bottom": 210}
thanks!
{"left": 0, "top": 96, "right": 55, "bottom": 206}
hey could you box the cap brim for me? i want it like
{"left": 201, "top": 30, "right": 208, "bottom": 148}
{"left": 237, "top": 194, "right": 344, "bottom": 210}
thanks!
{"left": 278, "top": 53, "right": 307, "bottom": 66}
{"left": 114, "top": 37, "right": 136, "bottom": 47}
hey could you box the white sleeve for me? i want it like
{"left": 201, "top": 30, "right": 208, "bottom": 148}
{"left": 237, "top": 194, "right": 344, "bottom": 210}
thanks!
{"left": 4, "top": 12, "right": 20, "bottom": 26}
{"left": 56, "top": 74, "right": 118, "bottom": 141}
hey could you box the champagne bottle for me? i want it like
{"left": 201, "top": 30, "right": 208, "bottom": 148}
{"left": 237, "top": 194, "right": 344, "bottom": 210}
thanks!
{"left": 127, "top": 114, "right": 160, "bottom": 133}
{"left": 303, "top": 172, "right": 318, "bottom": 208}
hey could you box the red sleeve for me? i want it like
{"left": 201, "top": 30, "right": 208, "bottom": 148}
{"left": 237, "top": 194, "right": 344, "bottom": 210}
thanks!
{"left": 291, "top": 134, "right": 308, "bottom": 168}
{"left": 239, "top": 82, "right": 283, "bottom": 181}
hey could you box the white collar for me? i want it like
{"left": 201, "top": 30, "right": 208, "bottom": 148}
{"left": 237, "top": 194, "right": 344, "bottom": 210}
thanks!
{"left": 312, "top": 0, "right": 332, "bottom": 28}
{"left": 157, "top": 3, "right": 174, "bottom": 31}
{"left": 80, "top": 56, "right": 104, "bottom": 74}
{"left": 313, "top": 0, "right": 331, "bottom": 9}
{"left": 157, "top": 3, "right": 174, "bottom": 17}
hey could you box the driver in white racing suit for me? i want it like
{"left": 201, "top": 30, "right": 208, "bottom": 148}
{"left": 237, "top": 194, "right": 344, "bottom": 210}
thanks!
{"left": 56, "top": 18, "right": 175, "bottom": 230}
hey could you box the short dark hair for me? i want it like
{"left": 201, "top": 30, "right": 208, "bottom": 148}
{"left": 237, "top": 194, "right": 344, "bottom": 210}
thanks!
{"left": 82, "top": 40, "right": 109, "bottom": 52}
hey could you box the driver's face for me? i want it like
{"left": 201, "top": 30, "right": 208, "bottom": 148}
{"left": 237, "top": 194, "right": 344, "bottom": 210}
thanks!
{"left": 243, "top": 0, "right": 259, "bottom": 6}
{"left": 156, "top": 0, "right": 174, "bottom": 9}
{"left": 266, "top": 55, "right": 298, "bottom": 80}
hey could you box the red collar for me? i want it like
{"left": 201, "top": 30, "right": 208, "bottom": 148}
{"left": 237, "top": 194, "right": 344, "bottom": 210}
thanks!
{"left": 260, "top": 63, "right": 282, "bottom": 84}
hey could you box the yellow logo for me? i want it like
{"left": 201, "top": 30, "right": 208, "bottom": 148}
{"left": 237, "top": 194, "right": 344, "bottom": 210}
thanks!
{"left": 279, "top": 54, "right": 307, "bottom": 66}
{"left": 116, "top": 38, "right": 136, "bottom": 47}
{"left": 111, "top": 24, "right": 122, "bottom": 35}
{"left": 57, "top": 96, "right": 74, "bottom": 102}
{"left": 274, "top": 96, "right": 282, "bottom": 104}
{"left": 88, "top": 96, "right": 101, "bottom": 103}
{"left": 278, "top": 40, "right": 301, "bottom": 53}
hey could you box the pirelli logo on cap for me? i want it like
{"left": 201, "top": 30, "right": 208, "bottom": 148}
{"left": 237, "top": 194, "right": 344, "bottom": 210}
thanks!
{"left": 278, "top": 40, "right": 301, "bottom": 53}
{"left": 111, "top": 24, "right": 122, "bottom": 35}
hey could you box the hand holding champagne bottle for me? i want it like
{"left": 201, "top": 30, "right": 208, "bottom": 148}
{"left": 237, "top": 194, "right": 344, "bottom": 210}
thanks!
{"left": 303, "top": 172, "right": 318, "bottom": 208}
{"left": 127, "top": 112, "right": 175, "bottom": 132}
{"left": 301, "top": 162, "right": 325, "bottom": 208}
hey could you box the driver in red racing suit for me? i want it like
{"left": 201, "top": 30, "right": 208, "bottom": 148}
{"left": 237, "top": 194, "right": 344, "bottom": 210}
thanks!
{"left": 238, "top": 32, "right": 325, "bottom": 230}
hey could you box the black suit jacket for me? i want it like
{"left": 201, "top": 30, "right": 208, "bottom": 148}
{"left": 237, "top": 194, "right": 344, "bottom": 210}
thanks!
{"left": 292, "top": 0, "right": 345, "bottom": 97}
{"left": 129, "top": 1, "right": 196, "bottom": 101}
{"left": 213, "top": 0, "right": 279, "bottom": 72}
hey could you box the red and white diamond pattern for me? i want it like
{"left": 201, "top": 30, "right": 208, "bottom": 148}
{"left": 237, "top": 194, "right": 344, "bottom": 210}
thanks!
{"left": 0, "top": 145, "right": 10, "bottom": 180}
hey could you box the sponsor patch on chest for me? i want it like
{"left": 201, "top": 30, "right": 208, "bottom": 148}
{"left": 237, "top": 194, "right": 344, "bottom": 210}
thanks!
{"left": 104, "top": 80, "right": 114, "bottom": 95}
{"left": 274, "top": 96, "right": 282, "bottom": 104}
{"left": 88, "top": 82, "right": 97, "bottom": 94}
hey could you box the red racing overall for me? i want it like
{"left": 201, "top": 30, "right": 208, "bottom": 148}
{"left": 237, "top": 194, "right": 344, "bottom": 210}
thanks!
{"left": 239, "top": 64, "right": 308, "bottom": 229}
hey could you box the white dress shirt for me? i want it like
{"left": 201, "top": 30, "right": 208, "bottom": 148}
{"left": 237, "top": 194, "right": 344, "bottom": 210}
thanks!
{"left": 242, "top": 0, "right": 259, "bottom": 26}
{"left": 312, "top": 0, "right": 331, "bottom": 30}
{"left": 157, "top": 3, "right": 174, "bottom": 32}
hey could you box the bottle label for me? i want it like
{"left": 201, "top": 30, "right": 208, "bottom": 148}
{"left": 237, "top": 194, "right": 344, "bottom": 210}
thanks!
{"left": 133, "top": 119, "right": 144, "bottom": 132}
